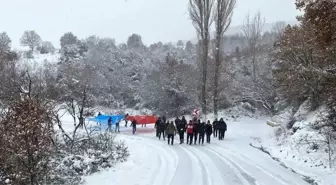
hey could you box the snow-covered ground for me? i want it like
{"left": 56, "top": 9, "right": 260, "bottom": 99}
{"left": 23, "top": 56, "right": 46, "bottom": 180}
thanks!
{"left": 57, "top": 105, "right": 335, "bottom": 185}
{"left": 259, "top": 102, "right": 336, "bottom": 185}
{"left": 16, "top": 52, "right": 60, "bottom": 73}
{"left": 81, "top": 115, "right": 311, "bottom": 185}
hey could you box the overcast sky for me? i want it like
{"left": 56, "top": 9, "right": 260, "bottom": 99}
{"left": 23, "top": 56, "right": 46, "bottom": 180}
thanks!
{"left": 0, "top": 0, "right": 299, "bottom": 49}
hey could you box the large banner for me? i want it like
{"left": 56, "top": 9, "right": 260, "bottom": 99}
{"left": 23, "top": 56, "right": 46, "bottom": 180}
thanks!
{"left": 88, "top": 115, "right": 124, "bottom": 125}
{"left": 126, "top": 115, "right": 158, "bottom": 124}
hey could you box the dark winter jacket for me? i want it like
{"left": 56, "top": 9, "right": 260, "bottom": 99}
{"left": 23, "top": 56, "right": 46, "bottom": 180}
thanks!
{"left": 176, "top": 122, "right": 184, "bottom": 132}
{"left": 181, "top": 117, "right": 187, "bottom": 131}
{"left": 158, "top": 122, "right": 166, "bottom": 132}
{"left": 108, "top": 118, "right": 112, "bottom": 126}
{"left": 193, "top": 122, "right": 200, "bottom": 133}
{"left": 175, "top": 118, "right": 181, "bottom": 125}
{"left": 198, "top": 122, "right": 206, "bottom": 135}
{"left": 155, "top": 118, "right": 161, "bottom": 129}
{"left": 213, "top": 120, "right": 218, "bottom": 130}
{"left": 131, "top": 120, "right": 137, "bottom": 128}
{"left": 165, "top": 123, "right": 177, "bottom": 135}
{"left": 218, "top": 119, "right": 227, "bottom": 131}
{"left": 205, "top": 124, "right": 212, "bottom": 135}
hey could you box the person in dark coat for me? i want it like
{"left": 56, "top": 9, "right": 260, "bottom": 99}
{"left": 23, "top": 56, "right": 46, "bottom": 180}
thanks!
{"left": 158, "top": 120, "right": 166, "bottom": 140}
{"left": 175, "top": 117, "right": 185, "bottom": 144}
{"left": 98, "top": 112, "right": 102, "bottom": 116}
{"left": 213, "top": 118, "right": 218, "bottom": 138}
{"left": 165, "top": 121, "right": 177, "bottom": 145}
{"left": 181, "top": 116, "right": 187, "bottom": 131}
{"left": 198, "top": 121, "right": 206, "bottom": 145}
{"left": 186, "top": 120, "right": 194, "bottom": 145}
{"left": 124, "top": 113, "right": 129, "bottom": 127}
{"left": 155, "top": 117, "right": 161, "bottom": 137}
{"left": 164, "top": 121, "right": 169, "bottom": 139}
{"left": 218, "top": 118, "right": 227, "bottom": 140}
{"left": 107, "top": 117, "right": 112, "bottom": 132}
{"left": 162, "top": 116, "right": 166, "bottom": 125}
{"left": 205, "top": 120, "right": 213, "bottom": 143}
{"left": 193, "top": 118, "right": 199, "bottom": 145}
{"left": 130, "top": 119, "right": 137, "bottom": 135}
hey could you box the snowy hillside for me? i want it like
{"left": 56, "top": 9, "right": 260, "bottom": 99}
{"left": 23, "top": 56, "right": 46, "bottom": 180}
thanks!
{"left": 252, "top": 100, "right": 336, "bottom": 185}
{"left": 17, "top": 51, "right": 60, "bottom": 72}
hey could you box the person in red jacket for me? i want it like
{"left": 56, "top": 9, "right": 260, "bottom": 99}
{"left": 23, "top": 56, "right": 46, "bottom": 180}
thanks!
{"left": 186, "top": 120, "right": 194, "bottom": 145}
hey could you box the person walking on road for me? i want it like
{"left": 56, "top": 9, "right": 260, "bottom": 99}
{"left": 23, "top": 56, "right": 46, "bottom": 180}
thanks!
{"left": 115, "top": 118, "right": 120, "bottom": 133}
{"left": 175, "top": 117, "right": 185, "bottom": 144}
{"left": 107, "top": 117, "right": 112, "bottom": 132}
{"left": 205, "top": 120, "right": 213, "bottom": 143}
{"left": 181, "top": 116, "right": 187, "bottom": 144}
{"left": 155, "top": 117, "right": 161, "bottom": 137}
{"left": 213, "top": 118, "right": 218, "bottom": 138}
{"left": 124, "top": 113, "right": 129, "bottom": 127}
{"left": 181, "top": 116, "right": 187, "bottom": 129}
{"left": 218, "top": 118, "right": 227, "bottom": 140}
{"left": 165, "top": 121, "right": 177, "bottom": 145}
{"left": 158, "top": 120, "right": 166, "bottom": 140}
{"left": 186, "top": 120, "right": 194, "bottom": 145}
{"left": 130, "top": 119, "right": 137, "bottom": 135}
{"left": 193, "top": 118, "right": 199, "bottom": 145}
{"left": 198, "top": 121, "right": 206, "bottom": 145}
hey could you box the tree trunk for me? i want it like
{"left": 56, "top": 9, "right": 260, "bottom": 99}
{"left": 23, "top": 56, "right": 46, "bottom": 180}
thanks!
{"left": 214, "top": 33, "right": 221, "bottom": 119}
{"left": 201, "top": 34, "right": 209, "bottom": 120}
{"left": 252, "top": 46, "right": 256, "bottom": 82}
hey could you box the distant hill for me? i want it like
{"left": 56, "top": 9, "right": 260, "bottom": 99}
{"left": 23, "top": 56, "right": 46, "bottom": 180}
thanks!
{"left": 189, "top": 21, "right": 298, "bottom": 44}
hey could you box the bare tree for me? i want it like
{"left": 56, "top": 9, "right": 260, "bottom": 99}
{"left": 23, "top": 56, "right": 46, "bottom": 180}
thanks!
{"left": 20, "top": 30, "right": 42, "bottom": 51}
{"left": 213, "top": 0, "right": 236, "bottom": 118}
{"left": 188, "top": 0, "right": 215, "bottom": 118}
{"left": 272, "top": 21, "right": 286, "bottom": 40}
{"left": 242, "top": 11, "right": 265, "bottom": 81}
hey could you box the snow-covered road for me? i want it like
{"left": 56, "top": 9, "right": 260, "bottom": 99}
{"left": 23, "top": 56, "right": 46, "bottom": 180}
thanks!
{"left": 85, "top": 120, "right": 311, "bottom": 185}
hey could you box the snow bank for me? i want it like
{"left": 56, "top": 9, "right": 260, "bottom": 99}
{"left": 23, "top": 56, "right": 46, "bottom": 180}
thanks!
{"left": 260, "top": 101, "right": 335, "bottom": 185}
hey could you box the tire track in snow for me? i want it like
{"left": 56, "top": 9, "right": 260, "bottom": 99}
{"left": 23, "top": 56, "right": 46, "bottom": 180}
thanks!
{"left": 181, "top": 145, "right": 212, "bottom": 185}
{"left": 126, "top": 136, "right": 165, "bottom": 185}
{"left": 126, "top": 136, "right": 178, "bottom": 185}
{"left": 123, "top": 134, "right": 198, "bottom": 185}
{"left": 169, "top": 146, "right": 195, "bottom": 185}
{"left": 211, "top": 144, "right": 292, "bottom": 185}
{"left": 202, "top": 146, "right": 258, "bottom": 185}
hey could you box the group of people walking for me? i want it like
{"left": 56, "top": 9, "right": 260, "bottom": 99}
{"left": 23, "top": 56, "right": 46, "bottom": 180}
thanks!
{"left": 155, "top": 116, "right": 228, "bottom": 145}
{"left": 106, "top": 116, "right": 138, "bottom": 134}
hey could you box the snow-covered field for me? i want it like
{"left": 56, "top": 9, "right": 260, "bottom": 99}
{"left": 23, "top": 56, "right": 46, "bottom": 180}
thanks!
{"left": 68, "top": 113, "right": 308, "bottom": 185}
{"left": 57, "top": 105, "right": 335, "bottom": 185}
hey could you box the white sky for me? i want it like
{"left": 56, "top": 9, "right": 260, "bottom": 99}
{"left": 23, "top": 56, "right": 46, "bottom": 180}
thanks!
{"left": 0, "top": 0, "right": 299, "bottom": 49}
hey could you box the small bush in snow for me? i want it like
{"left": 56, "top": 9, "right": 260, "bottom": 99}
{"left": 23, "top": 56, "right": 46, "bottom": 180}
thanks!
{"left": 47, "top": 128, "right": 129, "bottom": 185}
